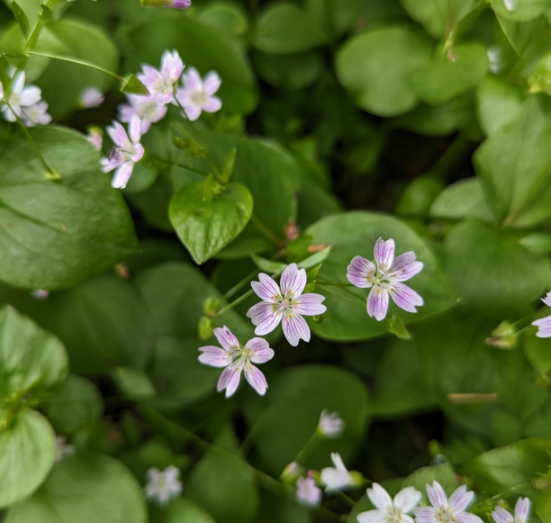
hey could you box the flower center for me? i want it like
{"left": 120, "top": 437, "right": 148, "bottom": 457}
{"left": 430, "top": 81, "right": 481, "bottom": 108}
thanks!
{"left": 190, "top": 90, "right": 208, "bottom": 107}
{"left": 434, "top": 509, "right": 457, "bottom": 523}
{"left": 385, "top": 508, "right": 404, "bottom": 523}
{"left": 272, "top": 292, "right": 298, "bottom": 316}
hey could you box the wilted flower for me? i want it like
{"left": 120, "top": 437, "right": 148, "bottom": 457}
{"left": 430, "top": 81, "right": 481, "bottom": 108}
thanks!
{"left": 175, "top": 67, "right": 222, "bottom": 121}
{"left": 414, "top": 482, "right": 482, "bottom": 523}
{"left": 358, "top": 483, "right": 421, "bottom": 523}
{"left": 492, "top": 498, "right": 530, "bottom": 523}
{"left": 118, "top": 94, "right": 167, "bottom": 134}
{"left": 21, "top": 101, "right": 52, "bottom": 127}
{"left": 101, "top": 116, "right": 144, "bottom": 189}
{"left": 297, "top": 476, "right": 322, "bottom": 507}
{"left": 247, "top": 263, "right": 327, "bottom": 347}
{"left": 198, "top": 326, "right": 274, "bottom": 398}
{"left": 141, "top": 0, "right": 191, "bottom": 6}
{"left": 318, "top": 410, "right": 344, "bottom": 439}
{"left": 144, "top": 466, "right": 182, "bottom": 505}
{"left": 86, "top": 127, "right": 103, "bottom": 151}
{"left": 80, "top": 87, "right": 104, "bottom": 108}
{"left": 54, "top": 436, "right": 74, "bottom": 462}
{"left": 532, "top": 292, "right": 551, "bottom": 338}
{"left": 347, "top": 238, "right": 424, "bottom": 321}
{"left": 321, "top": 453, "right": 356, "bottom": 492}
{"left": 138, "top": 50, "right": 184, "bottom": 106}
{"left": 0, "top": 70, "right": 42, "bottom": 123}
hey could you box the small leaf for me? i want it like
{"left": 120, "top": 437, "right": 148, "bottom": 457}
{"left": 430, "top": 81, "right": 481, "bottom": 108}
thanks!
{"left": 286, "top": 234, "right": 313, "bottom": 263}
{"left": 169, "top": 181, "right": 254, "bottom": 264}
{"left": 297, "top": 246, "right": 332, "bottom": 269}
{"left": 387, "top": 314, "right": 411, "bottom": 339}
{"left": 12, "top": 1, "right": 31, "bottom": 39}
{"left": 519, "top": 232, "right": 551, "bottom": 254}
{"left": 220, "top": 148, "right": 237, "bottom": 183}
{"left": 120, "top": 74, "right": 150, "bottom": 96}
{"left": 251, "top": 254, "right": 287, "bottom": 273}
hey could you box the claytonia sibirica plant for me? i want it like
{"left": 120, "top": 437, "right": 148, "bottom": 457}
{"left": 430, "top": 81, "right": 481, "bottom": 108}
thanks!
{"left": 118, "top": 94, "right": 168, "bottom": 134}
{"left": 532, "top": 291, "right": 551, "bottom": 338}
{"left": 79, "top": 87, "right": 104, "bottom": 109}
{"left": 247, "top": 263, "right": 327, "bottom": 347}
{"left": 318, "top": 410, "right": 345, "bottom": 439}
{"left": 358, "top": 483, "right": 421, "bottom": 523}
{"left": 296, "top": 476, "right": 323, "bottom": 507}
{"left": 138, "top": 50, "right": 184, "bottom": 106}
{"left": 198, "top": 326, "right": 275, "bottom": 397}
{"left": 492, "top": 498, "right": 531, "bottom": 523}
{"left": 175, "top": 67, "right": 222, "bottom": 121}
{"left": 101, "top": 116, "right": 144, "bottom": 189}
{"left": 347, "top": 238, "right": 424, "bottom": 321}
{"left": 144, "top": 466, "right": 182, "bottom": 505}
{"left": 21, "top": 101, "right": 52, "bottom": 127}
{"left": 414, "top": 482, "right": 482, "bottom": 523}
{"left": 0, "top": 70, "right": 46, "bottom": 125}
{"left": 321, "top": 453, "right": 358, "bottom": 492}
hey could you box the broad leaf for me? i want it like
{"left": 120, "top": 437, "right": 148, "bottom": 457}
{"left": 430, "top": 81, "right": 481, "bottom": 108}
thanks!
{"left": 491, "top": 0, "right": 551, "bottom": 22}
{"left": 430, "top": 179, "right": 494, "bottom": 222}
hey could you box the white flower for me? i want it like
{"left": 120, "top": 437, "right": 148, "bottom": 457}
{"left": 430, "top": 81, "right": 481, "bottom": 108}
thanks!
{"left": 118, "top": 94, "right": 167, "bottom": 134}
{"left": 321, "top": 453, "right": 355, "bottom": 492}
{"left": 80, "top": 87, "right": 104, "bottom": 108}
{"left": 144, "top": 466, "right": 182, "bottom": 505}
{"left": 414, "top": 482, "right": 483, "bottom": 523}
{"left": 492, "top": 498, "right": 530, "bottom": 523}
{"left": 318, "top": 410, "right": 344, "bottom": 439}
{"left": 297, "top": 476, "right": 322, "bottom": 507}
{"left": 55, "top": 436, "right": 74, "bottom": 462}
{"left": 175, "top": 67, "right": 222, "bottom": 121}
{"left": 138, "top": 50, "right": 184, "bottom": 106}
{"left": 86, "top": 127, "right": 103, "bottom": 151}
{"left": 21, "top": 101, "right": 52, "bottom": 127}
{"left": 0, "top": 70, "right": 42, "bottom": 123}
{"left": 101, "top": 115, "right": 144, "bottom": 189}
{"left": 358, "top": 483, "right": 421, "bottom": 523}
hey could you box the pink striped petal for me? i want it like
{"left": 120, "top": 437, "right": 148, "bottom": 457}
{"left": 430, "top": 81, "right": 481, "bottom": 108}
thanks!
{"left": 107, "top": 120, "right": 131, "bottom": 149}
{"left": 129, "top": 115, "right": 142, "bottom": 144}
{"left": 389, "top": 252, "right": 424, "bottom": 282}
{"left": 244, "top": 364, "right": 268, "bottom": 395}
{"left": 251, "top": 273, "right": 281, "bottom": 303}
{"left": 414, "top": 507, "right": 438, "bottom": 523}
{"left": 203, "top": 96, "right": 222, "bottom": 113}
{"left": 427, "top": 482, "right": 448, "bottom": 510}
{"left": 161, "top": 50, "right": 184, "bottom": 83}
{"left": 367, "top": 287, "right": 389, "bottom": 321}
{"left": 203, "top": 72, "right": 221, "bottom": 95}
{"left": 247, "top": 302, "right": 283, "bottom": 335}
{"left": 184, "top": 104, "right": 202, "bottom": 121}
{"left": 449, "top": 485, "right": 472, "bottom": 512}
{"left": 357, "top": 510, "right": 386, "bottom": 523}
{"left": 515, "top": 498, "right": 530, "bottom": 523}
{"left": 281, "top": 264, "right": 307, "bottom": 296}
{"left": 542, "top": 292, "right": 551, "bottom": 308}
{"left": 282, "top": 314, "right": 310, "bottom": 347}
{"left": 492, "top": 507, "right": 514, "bottom": 523}
{"left": 294, "top": 293, "right": 326, "bottom": 316}
{"left": 111, "top": 162, "right": 134, "bottom": 189}
{"left": 367, "top": 483, "right": 392, "bottom": 510}
{"left": 245, "top": 338, "right": 275, "bottom": 363}
{"left": 183, "top": 67, "right": 202, "bottom": 91}
{"left": 374, "top": 238, "right": 395, "bottom": 271}
{"left": 213, "top": 326, "right": 240, "bottom": 351}
{"left": 347, "top": 256, "right": 375, "bottom": 288}
{"left": 394, "top": 486, "right": 422, "bottom": 512}
{"left": 389, "top": 283, "right": 423, "bottom": 313}
{"left": 533, "top": 315, "right": 551, "bottom": 338}
{"left": 457, "top": 513, "right": 483, "bottom": 523}
{"left": 198, "top": 346, "right": 233, "bottom": 367}
{"left": 217, "top": 365, "right": 242, "bottom": 397}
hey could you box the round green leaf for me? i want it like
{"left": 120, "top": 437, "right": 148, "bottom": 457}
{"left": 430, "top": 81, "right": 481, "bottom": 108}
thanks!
{"left": 0, "top": 126, "right": 138, "bottom": 290}
{"left": 0, "top": 305, "right": 68, "bottom": 399}
{"left": 5, "top": 453, "right": 147, "bottom": 523}
{"left": 430, "top": 179, "right": 494, "bottom": 222}
{"left": 243, "top": 365, "right": 369, "bottom": 475}
{"left": 306, "top": 0, "right": 366, "bottom": 38}
{"left": 306, "top": 212, "right": 456, "bottom": 342}
{"left": 335, "top": 26, "right": 433, "bottom": 117}
{"left": 491, "top": 0, "right": 551, "bottom": 22}
{"left": 443, "top": 219, "right": 550, "bottom": 314}
{"left": 151, "top": 498, "right": 217, "bottom": 523}
{"left": 169, "top": 181, "right": 253, "bottom": 265}
{"left": 402, "top": 464, "right": 459, "bottom": 499}
{"left": 0, "top": 409, "right": 56, "bottom": 508}
{"left": 196, "top": 2, "right": 249, "bottom": 44}
{"left": 535, "top": 488, "right": 551, "bottom": 523}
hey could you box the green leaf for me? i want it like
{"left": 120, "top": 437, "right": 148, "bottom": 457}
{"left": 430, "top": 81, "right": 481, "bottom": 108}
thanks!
{"left": 5, "top": 453, "right": 147, "bottom": 523}
{"left": 402, "top": 464, "right": 459, "bottom": 498}
{"left": 395, "top": 175, "right": 444, "bottom": 217}
{"left": 252, "top": 2, "right": 325, "bottom": 54}
{"left": 12, "top": 1, "right": 31, "bottom": 39}
{"left": 169, "top": 181, "right": 253, "bottom": 265}
{"left": 519, "top": 232, "right": 551, "bottom": 254}
{"left": 467, "top": 438, "right": 551, "bottom": 495}
{"left": 491, "top": 0, "right": 551, "bottom": 22}
{"left": 444, "top": 219, "right": 550, "bottom": 314}
{"left": 400, "top": 0, "right": 477, "bottom": 38}
{"left": 475, "top": 95, "right": 551, "bottom": 228}
{"left": 0, "top": 409, "right": 55, "bottom": 508}
{"left": 523, "top": 319, "right": 551, "bottom": 374}
{"left": 125, "top": 14, "right": 257, "bottom": 115}
{"left": 243, "top": 365, "right": 369, "bottom": 475}
{"left": 0, "top": 305, "right": 68, "bottom": 400}
{"left": 410, "top": 44, "right": 489, "bottom": 106}
{"left": 251, "top": 254, "right": 287, "bottom": 273}
{"left": 535, "top": 488, "right": 551, "bottom": 523}
{"left": 497, "top": 13, "right": 551, "bottom": 62}
{"left": 111, "top": 367, "right": 155, "bottom": 399}
{"left": 306, "top": 0, "right": 366, "bottom": 38}
{"left": 153, "top": 498, "right": 217, "bottom": 523}
{"left": 336, "top": 25, "right": 433, "bottom": 117}
{"left": 298, "top": 246, "right": 332, "bottom": 269}
{"left": 0, "top": 126, "right": 138, "bottom": 290}
{"left": 196, "top": 2, "right": 249, "bottom": 43}
{"left": 45, "top": 375, "right": 102, "bottom": 434}
{"left": 305, "top": 212, "right": 456, "bottom": 342}
{"left": 186, "top": 450, "right": 259, "bottom": 523}
{"left": 430, "top": 178, "right": 494, "bottom": 222}
{"left": 120, "top": 74, "right": 149, "bottom": 96}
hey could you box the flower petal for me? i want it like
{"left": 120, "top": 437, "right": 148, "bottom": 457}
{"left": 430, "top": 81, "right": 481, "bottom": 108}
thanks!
{"left": 183, "top": 67, "right": 202, "bottom": 91}
{"left": 184, "top": 104, "right": 202, "bottom": 121}
{"left": 414, "top": 507, "right": 438, "bottom": 523}
{"left": 217, "top": 365, "right": 242, "bottom": 398}
{"left": 533, "top": 315, "right": 551, "bottom": 337}
{"left": 389, "top": 283, "right": 423, "bottom": 313}
{"left": 367, "top": 287, "right": 389, "bottom": 321}
{"left": 244, "top": 364, "right": 268, "bottom": 395}
{"left": 282, "top": 313, "right": 310, "bottom": 346}
{"left": 203, "top": 71, "right": 221, "bottom": 95}
{"left": 394, "top": 486, "right": 422, "bottom": 513}
{"left": 213, "top": 326, "right": 240, "bottom": 352}
{"left": 245, "top": 337, "right": 275, "bottom": 364}
{"left": 457, "top": 513, "right": 483, "bottom": 523}
{"left": 515, "top": 498, "right": 530, "bottom": 523}
{"left": 251, "top": 273, "right": 281, "bottom": 303}
{"left": 389, "top": 252, "right": 424, "bottom": 282}
{"left": 12, "top": 71, "right": 25, "bottom": 95}
{"left": 449, "top": 485, "right": 473, "bottom": 513}
{"left": 203, "top": 96, "right": 222, "bottom": 113}
{"left": 357, "top": 510, "right": 386, "bottom": 523}
{"left": 331, "top": 452, "right": 346, "bottom": 471}
{"left": 542, "top": 292, "right": 551, "bottom": 308}
{"left": 281, "top": 263, "right": 307, "bottom": 296}
{"left": 129, "top": 115, "right": 142, "bottom": 144}
{"left": 367, "top": 483, "right": 392, "bottom": 510}
{"left": 111, "top": 162, "right": 134, "bottom": 189}
{"left": 347, "top": 256, "right": 375, "bottom": 288}
{"left": 107, "top": 120, "right": 130, "bottom": 149}
{"left": 374, "top": 238, "right": 395, "bottom": 271}
{"left": 20, "top": 85, "right": 42, "bottom": 107}
{"left": 247, "top": 302, "right": 283, "bottom": 335}
{"left": 294, "top": 293, "right": 326, "bottom": 316}
{"left": 198, "top": 346, "right": 233, "bottom": 367}
{"left": 161, "top": 50, "right": 184, "bottom": 83}
{"left": 492, "top": 507, "right": 514, "bottom": 523}
{"left": 426, "top": 482, "right": 448, "bottom": 510}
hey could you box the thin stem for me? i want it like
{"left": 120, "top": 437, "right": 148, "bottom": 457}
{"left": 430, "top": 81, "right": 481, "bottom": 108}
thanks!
{"left": 224, "top": 268, "right": 261, "bottom": 300}
{"left": 317, "top": 284, "right": 366, "bottom": 309}
{"left": 149, "top": 155, "right": 211, "bottom": 177}
{"left": 251, "top": 214, "right": 285, "bottom": 248}
{"left": 216, "top": 289, "right": 255, "bottom": 317}
{"left": 334, "top": 491, "right": 356, "bottom": 508}
{"left": 317, "top": 278, "right": 356, "bottom": 288}
{"left": 428, "top": 134, "right": 475, "bottom": 181}
{"left": 294, "top": 432, "right": 321, "bottom": 465}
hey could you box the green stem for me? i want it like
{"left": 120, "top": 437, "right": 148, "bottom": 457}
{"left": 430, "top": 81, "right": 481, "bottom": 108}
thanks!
{"left": 317, "top": 284, "right": 366, "bottom": 309}
{"left": 250, "top": 214, "right": 285, "bottom": 248}
{"left": 149, "top": 155, "right": 211, "bottom": 177}
{"left": 428, "top": 134, "right": 475, "bottom": 181}
{"left": 224, "top": 268, "right": 261, "bottom": 301}
{"left": 317, "top": 278, "right": 356, "bottom": 288}
{"left": 335, "top": 491, "right": 356, "bottom": 508}
{"left": 216, "top": 289, "right": 255, "bottom": 317}
{"left": 295, "top": 432, "right": 321, "bottom": 465}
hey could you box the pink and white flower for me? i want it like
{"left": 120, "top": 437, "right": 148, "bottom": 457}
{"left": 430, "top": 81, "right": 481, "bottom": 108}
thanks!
{"left": 347, "top": 238, "right": 424, "bottom": 321}
{"left": 0, "top": 70, "right": 42, "bottom": 123}
{"left": 141, "top": 0, "right": 191, "bottom": 7}
{"left": 138, "top": 50, "right": 184, "bottom": 106}
{"left": 118, "top": 94, "right": 167, "bottom": 134}
{"left": 54, "top": 436, "right": 74, "bottom": 462}
{"left": 21, "top": 101, "right": 51, "bottom": 127}
{"left": 86, "top": 127, "right": 103, "bottom": 151}
{"left": 198, "top": 326, "right": 274, "bottom": 398}
{"left": 532, "top": 292, "right": 551, "bottom": 338}
{"left": 358, "top": 483, "right": 421, "bottom": 523}
{"left": 247, "top": 263, "right": 326, "bottom": 347}
{"left": 492, "top": 498, "right": 530, "bottom": 523}
{"left": 414, "top": 482, "right": 482, "bottom": 523}
{"left": 101, "top": 116, "right": 144, "bottom": 189}
{"left": 318, "top": 410, "right": 344, "bottom": 439}
{"left": 175, "top": 67, "right": 222, "bottom": 121}
{"left": 144, "top": 466, "right": 182, "bottom": 505}
{"left": 321, "top": 453, "right": 355, "bottom": 492}
{"left": 297, "top": 476, "right": 322, "bottom": 507}
{"left": 80, "top": 87, "right": 104, "bottom": 109}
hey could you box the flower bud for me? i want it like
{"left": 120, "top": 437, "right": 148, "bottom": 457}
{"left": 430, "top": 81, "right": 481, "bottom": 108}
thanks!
{"left": 280, "top": 462, "right": 301, "bottom": 484}
{"left": 140, "top": 0, "right": 191, "bottom": 7}
{"left": 203, "top": 297, "right": 220, "bottom": 317}
{"left": 198, "top": 316, "right": 213, "bottom": 340}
